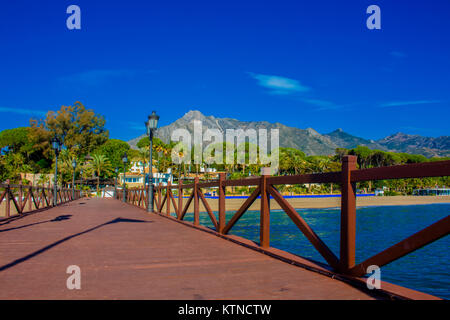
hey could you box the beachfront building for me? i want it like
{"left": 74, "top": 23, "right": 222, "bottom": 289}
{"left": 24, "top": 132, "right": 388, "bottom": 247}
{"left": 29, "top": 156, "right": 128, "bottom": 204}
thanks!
{"left": 118, "top": 161, "right": 173, "bottom": 188}
{"left": 180, "top": 169, "right": 222, "bottom": 183}
{"left": 413, "top": 187, "right": 450, "bottom": 196}
{"left": 179, "top": 169, "right": 225, "bottom": 196}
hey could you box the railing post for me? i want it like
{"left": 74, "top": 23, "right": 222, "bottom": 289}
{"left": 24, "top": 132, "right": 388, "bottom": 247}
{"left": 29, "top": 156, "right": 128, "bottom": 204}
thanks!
{"left": 48, "top": 182, "right": 52, "bottom": 208}
{"left": 18, "top": 180, "right": 23, "bottom": 214}
{"left": 178, "top": 179, "right": 183, "bottom": 219}
{"left": 152, "top": 186, "right": 156, "bottom": 212}
{"left": 5, "top": 179, "right": 10, "bottom": 218}
{"left": 260, "top": 168, "right": 271, "bottom": 248}
{"left": 340, "top": 155, "right": 357, "bottom": 272}
{"left": 158, "top": 182, "right": 162, "bottom": 213}
{"left": 166, "top": 181, "right": 171, "bottom": 216}
{"left": 218, "top": 172, "right": 226, "bottom": 234}
{"left": 28, "top": 182, "right": 32, "bottom": 212}
{"left": 194, "top": 177, "right": 199, "bottom": 225}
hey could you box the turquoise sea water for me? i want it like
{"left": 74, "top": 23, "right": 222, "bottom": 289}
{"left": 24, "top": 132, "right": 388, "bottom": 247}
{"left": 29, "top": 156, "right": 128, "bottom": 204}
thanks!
{"left": 182, "top": 203, "right": 450, "bottom": 299}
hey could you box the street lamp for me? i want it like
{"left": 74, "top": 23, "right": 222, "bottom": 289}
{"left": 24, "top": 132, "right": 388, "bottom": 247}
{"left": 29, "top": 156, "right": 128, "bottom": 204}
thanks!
{"left": 114, "top": 167, "right": 118, "bottom": 199}
{"left": 145, "top": 111, "right": 159, "bottom": 212}
{"left": 72, "top": 159, "right": 77, "bottom": 199}
{"left": 122, "top": 152, "right": 128, "bottom": 202}
{"left": 51, "top": 137, "right": 62, "bottom": 206}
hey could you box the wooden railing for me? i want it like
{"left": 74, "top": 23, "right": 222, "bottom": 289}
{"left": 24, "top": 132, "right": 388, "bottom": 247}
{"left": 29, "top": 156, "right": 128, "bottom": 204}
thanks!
{"left": 120, "top": 156, "right": 450, "bottom": 276}
{"left": 0, "top": 180, "right": 82, "bottom": 219}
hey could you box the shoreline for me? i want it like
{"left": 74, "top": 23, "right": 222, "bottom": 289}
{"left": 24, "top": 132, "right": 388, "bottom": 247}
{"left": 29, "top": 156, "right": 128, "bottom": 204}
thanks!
{"left": 196, "top": 195, "right": 450, "bottom": 212}
{"left": 2, "top": 195, "right": 449, "bottom": 218}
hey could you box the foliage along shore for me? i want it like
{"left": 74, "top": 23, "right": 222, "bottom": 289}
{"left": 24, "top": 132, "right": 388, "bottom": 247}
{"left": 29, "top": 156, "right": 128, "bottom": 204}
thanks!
{"left": 0, "top": 102, "right": 449, "bottom": 195}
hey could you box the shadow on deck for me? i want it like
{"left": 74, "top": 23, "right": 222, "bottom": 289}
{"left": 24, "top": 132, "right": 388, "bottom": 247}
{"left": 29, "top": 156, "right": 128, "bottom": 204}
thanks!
{"left": 0, "top": 198, "right": 416, "bottom": 300}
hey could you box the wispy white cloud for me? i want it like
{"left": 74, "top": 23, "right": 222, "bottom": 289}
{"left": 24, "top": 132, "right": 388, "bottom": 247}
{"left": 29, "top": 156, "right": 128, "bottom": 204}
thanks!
{"left": 380, "top": 100, "right": 441, "bottom": 107}
{"left": 247, "top": 72, "right": 349, "bottom": 110}
{"left": 247, "top": 72, "right": 310, "bottom": 95}
{"left": 0, "top": 107, "right": 47, "bottom": 116}
{"left": 59, "top": 68, "right": 154, "bottom": 86}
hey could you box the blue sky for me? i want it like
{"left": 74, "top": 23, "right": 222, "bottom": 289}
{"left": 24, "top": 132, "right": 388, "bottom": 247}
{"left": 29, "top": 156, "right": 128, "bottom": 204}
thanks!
{"left": 0, "top": 0, "right": 449, "bottom": 141}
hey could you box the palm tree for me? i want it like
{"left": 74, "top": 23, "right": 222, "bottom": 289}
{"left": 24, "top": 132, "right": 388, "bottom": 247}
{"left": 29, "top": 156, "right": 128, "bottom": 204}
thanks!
{"left": 58, "top": 149, "right": 80, "bottom": 187}
{"left": 324, "top": 158, "right": 341, "bottom": 194}
{"left": 278, "top": 148, "right": 306, "bottom": 175}
{"left": 135, "top": 148, "right": 149, "bottom": 187}
{"left": 278, "top": 148, "right": 290, "bottom": 174}
{"left": 90, "top": 154, "right": 112, "bottom": 194}
{"left": 178, "top": 149, "right": 185, "bottom": 178}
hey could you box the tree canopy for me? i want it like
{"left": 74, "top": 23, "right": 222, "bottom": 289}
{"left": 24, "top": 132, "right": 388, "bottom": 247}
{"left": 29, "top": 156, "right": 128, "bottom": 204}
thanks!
{"left": 31, "top": 101, "right": 108, "bottom": 157}
{"left": 94, "top": 139, "right": 130, "bottom": 171}
{"left": 0, "top": 101, "right": 448, "bottom": 196}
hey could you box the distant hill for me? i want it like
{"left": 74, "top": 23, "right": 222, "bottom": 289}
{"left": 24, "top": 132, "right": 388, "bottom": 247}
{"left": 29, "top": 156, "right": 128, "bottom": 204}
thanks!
{"left": 323, "top": 128, "right": 387, "bottom": 151}
{"left": 128, "top": 110, "right": 450, "bottom": 157}
{"left": 377, "top": 132, "right": 450, "bottom": 157}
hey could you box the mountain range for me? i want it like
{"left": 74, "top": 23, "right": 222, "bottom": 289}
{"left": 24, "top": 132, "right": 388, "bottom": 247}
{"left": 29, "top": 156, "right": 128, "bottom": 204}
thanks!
{"left": 127, "top": 110, "right": 450, "bottom": 157}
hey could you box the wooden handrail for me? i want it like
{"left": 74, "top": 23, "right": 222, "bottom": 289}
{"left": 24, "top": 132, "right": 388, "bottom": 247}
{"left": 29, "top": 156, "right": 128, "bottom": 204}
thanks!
{"left": 121, "top": 157, "right": 450, "bottom": 279}
{"left": 0, "top": 182, "right": 82, "bottom": 219}
{"left": 351, "top": 159, "right": 450, "bottom": 182}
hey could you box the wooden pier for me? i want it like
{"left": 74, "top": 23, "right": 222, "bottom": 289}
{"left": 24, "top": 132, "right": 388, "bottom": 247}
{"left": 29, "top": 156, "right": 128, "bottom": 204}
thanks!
{"left": 0, "top": 198, "right": 379, "bottom": 299}
{"left": 1, "top": 157, "right": 448, "bottom": 300}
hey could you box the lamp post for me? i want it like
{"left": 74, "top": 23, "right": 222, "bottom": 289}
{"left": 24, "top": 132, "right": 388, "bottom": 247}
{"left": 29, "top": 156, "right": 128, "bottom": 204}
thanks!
{"left": 122, "top": 153, "right": 128, "bottom": 203}
{"left": 72, "top": 159, "right": 77, "bottom": 199}
{"left": 145, "top": 111, "right": 159, "bottom": 212}
{"left": 51, "top": 137, "right": 61, "bottom": 206}
{"left": 114, "top": 167, "right": 118, "bottom": 199}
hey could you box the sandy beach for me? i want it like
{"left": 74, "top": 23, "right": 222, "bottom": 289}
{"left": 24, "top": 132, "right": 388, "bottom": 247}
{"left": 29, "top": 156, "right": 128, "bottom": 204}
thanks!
{"left": 194, "top": 195, "right": 450, "bottom": 212}
{"left": 2, "top": 195, "right": 449, "bottom": 218}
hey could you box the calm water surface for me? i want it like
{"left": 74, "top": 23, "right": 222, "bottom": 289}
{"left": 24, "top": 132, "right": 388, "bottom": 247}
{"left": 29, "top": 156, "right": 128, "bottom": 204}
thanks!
{"left": 183, "top": 203, "right": 450, "bottom": 299}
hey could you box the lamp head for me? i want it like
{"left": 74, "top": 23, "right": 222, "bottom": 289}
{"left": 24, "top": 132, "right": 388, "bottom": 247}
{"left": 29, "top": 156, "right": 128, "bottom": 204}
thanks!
{"left": 51, "top": 137, "right": 60, "bottom": 151}
{"left": 146, "top": 111, "right": 159, "bottom": 135}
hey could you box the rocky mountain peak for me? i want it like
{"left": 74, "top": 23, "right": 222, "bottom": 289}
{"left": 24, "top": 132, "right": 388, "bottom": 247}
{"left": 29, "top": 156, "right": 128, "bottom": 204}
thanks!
{"left": 306, "top": 128, "right": 320, "bottom": 137}
{"left": 181, "top": 110, "right": 207, "bottom": 122}
{"left": 127, "top": 113, "right": 450, "bottom": 157}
